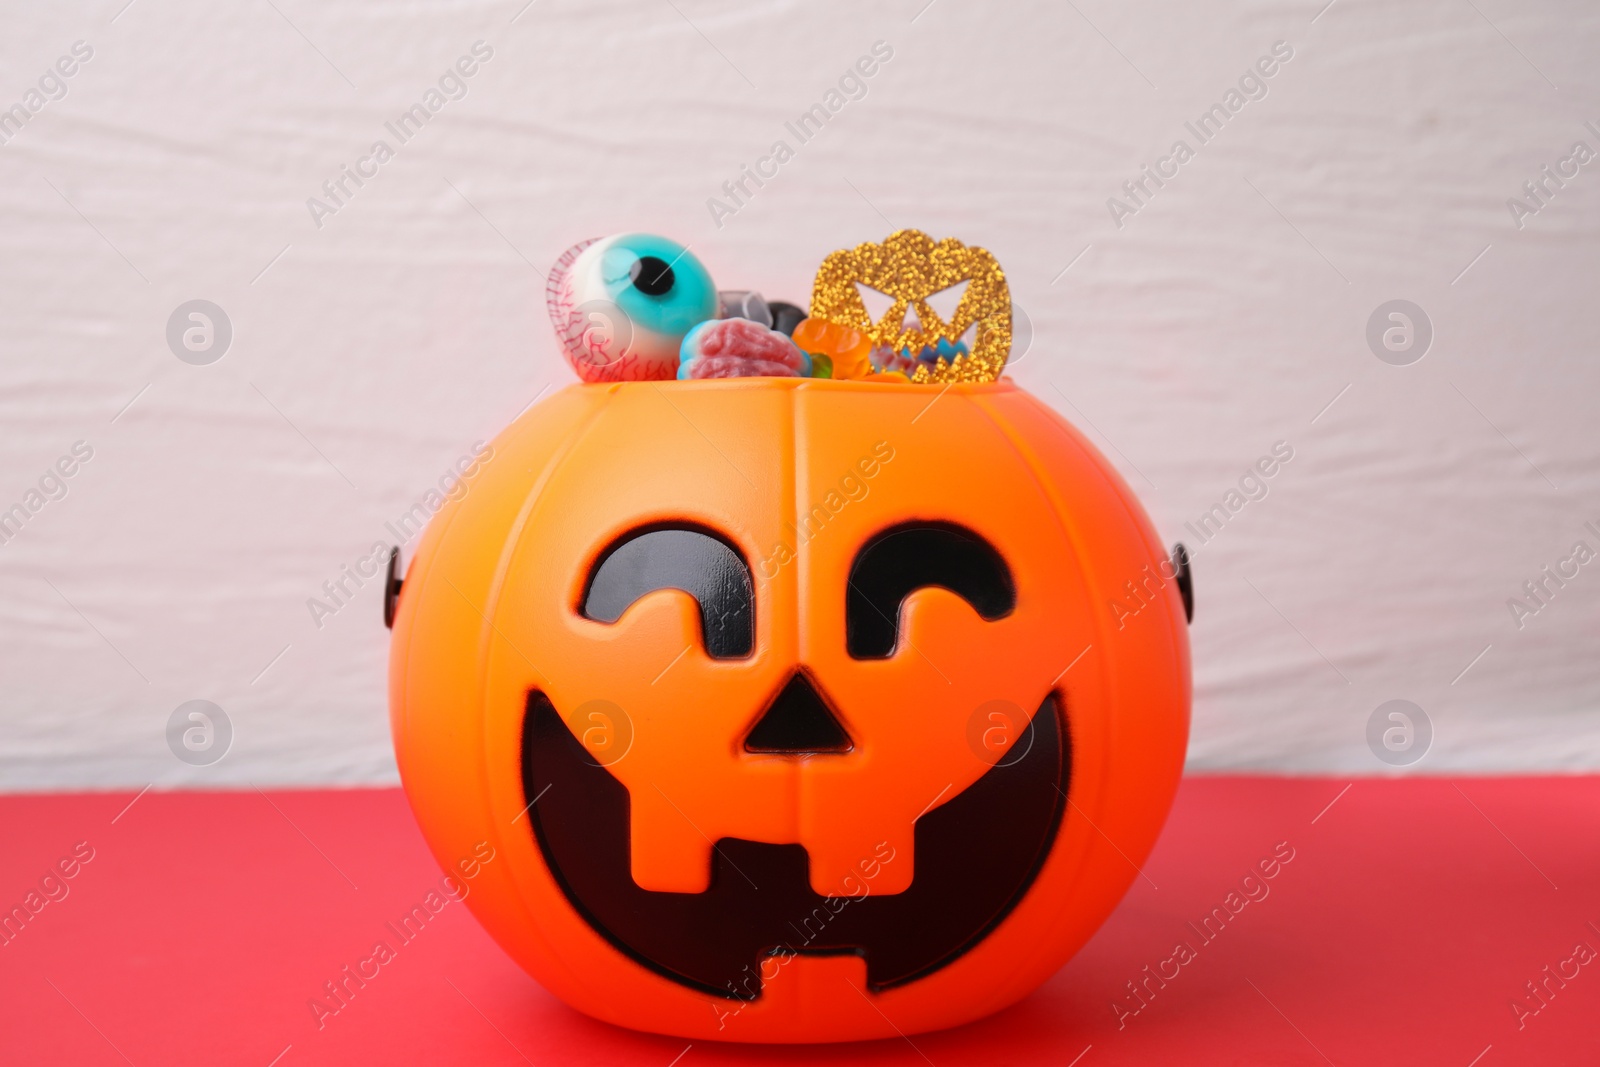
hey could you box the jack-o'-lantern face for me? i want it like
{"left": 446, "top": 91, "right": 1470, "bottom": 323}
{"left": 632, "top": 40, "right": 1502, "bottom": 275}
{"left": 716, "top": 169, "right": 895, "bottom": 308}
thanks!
{"left": 390, "top": 377, "right": 1189, "bottom": 1042}
{"left": 522, "top": 515, "right": 1063, "bottom": 998}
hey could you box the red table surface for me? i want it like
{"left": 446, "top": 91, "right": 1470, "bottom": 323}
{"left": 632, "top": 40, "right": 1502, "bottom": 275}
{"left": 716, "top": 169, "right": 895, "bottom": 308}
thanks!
{"left": 1, "top": 776, "right": 1597, "bottom": 1066}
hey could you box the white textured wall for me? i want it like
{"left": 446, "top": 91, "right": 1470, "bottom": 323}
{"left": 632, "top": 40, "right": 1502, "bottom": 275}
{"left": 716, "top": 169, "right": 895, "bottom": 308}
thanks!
{"left": 1, "top": 0, "right": 1597, "bottom": 789}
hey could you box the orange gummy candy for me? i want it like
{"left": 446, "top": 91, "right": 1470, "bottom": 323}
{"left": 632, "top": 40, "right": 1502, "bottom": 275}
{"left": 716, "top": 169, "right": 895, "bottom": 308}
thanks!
{"left": 792, "top": 317, "right": 872, "bottom": 379}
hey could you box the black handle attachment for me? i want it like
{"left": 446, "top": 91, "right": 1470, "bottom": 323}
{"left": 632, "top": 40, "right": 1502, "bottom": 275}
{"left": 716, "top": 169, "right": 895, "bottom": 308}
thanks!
{"left": 1171, "top": 542, "right": 1193, "bottom": 624}
{"left": 384, "top": 546, "right": 403, "bottom": 629}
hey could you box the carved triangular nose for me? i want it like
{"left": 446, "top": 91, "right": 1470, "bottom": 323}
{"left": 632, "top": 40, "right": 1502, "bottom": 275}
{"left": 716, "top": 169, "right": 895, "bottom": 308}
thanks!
{"left": 744, "top": 673, "right": 852, "bottom": 754}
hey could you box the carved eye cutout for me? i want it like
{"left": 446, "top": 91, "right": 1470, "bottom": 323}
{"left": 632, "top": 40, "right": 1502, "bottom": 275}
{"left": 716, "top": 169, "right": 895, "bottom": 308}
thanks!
{"left": 922, "top": 279, "right": 969, "bottom": 324}
{"left": 582, "top": 527, "right": 754, "bottom": 658}
{"left": 846, "top": 523, "right": 1015, "bottom": 659}
{"left": 855, "top": 282, "right": 897, "bottom": 325}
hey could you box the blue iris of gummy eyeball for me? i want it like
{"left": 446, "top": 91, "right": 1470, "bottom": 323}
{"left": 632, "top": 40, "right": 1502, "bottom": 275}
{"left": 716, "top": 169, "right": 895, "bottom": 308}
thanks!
{"left": 598, "top": 234, "right": 718, "bottom": 341}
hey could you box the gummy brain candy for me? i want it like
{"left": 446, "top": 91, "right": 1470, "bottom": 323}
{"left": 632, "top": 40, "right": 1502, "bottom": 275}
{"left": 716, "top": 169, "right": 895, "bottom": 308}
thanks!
{"left": 678, "top": 318, "right": 810, "bottom": 380}
{"left": 546, "top": 234, "right": 718, "bottom": 382}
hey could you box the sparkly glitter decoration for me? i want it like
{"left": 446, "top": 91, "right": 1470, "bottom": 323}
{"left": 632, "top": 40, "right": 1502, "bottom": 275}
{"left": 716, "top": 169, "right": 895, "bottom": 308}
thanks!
{"left": 808, "top": 229, "right": 1012, "bottom": 384}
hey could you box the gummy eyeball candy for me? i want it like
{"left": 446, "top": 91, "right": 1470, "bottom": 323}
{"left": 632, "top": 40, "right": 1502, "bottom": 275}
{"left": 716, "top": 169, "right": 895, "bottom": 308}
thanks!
{"left": 546, "top": 234, "right": 718, "bottom": 382}
{"left": 677, "top": 318, "right": 809, "bottom": 380}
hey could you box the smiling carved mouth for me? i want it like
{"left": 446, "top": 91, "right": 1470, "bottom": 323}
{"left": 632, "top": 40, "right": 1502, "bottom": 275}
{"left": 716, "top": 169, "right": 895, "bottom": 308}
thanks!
{"left": 520, "top": 691, "right": 1069, "bottom": 1000}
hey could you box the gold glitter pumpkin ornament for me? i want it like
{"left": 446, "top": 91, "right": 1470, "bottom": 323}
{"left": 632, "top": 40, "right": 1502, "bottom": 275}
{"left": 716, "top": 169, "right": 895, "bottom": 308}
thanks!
{"left": 809, "top": 229, "right": 1012, "bottom": 383}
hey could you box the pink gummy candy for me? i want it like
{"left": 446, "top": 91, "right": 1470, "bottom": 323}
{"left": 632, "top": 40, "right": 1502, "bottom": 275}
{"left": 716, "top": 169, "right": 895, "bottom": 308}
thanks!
{"left": 690, "top": 356, "right": 802, "bottom": 379}
{"left": 684, "top": 319, "right": 806, "bottom": 380}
